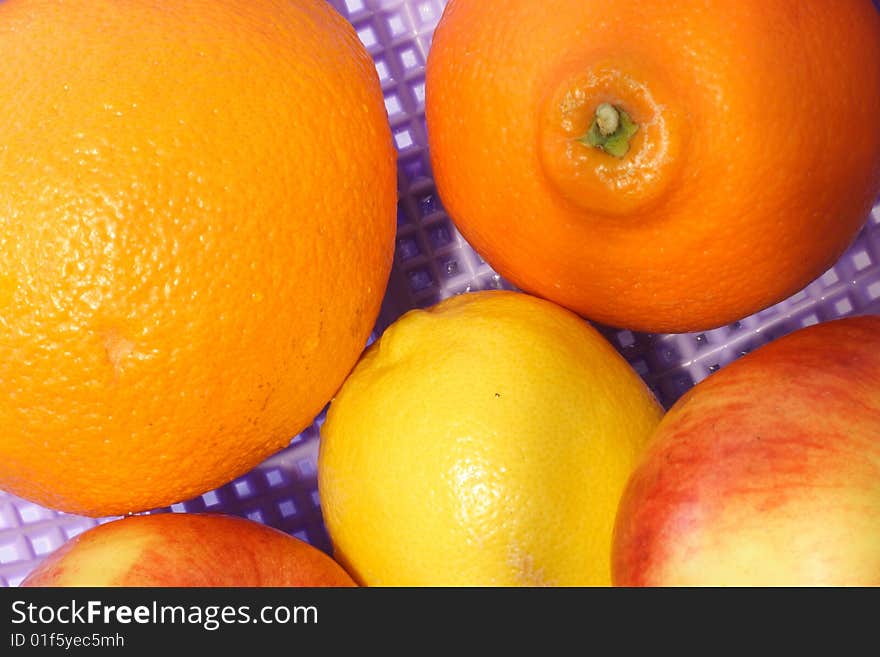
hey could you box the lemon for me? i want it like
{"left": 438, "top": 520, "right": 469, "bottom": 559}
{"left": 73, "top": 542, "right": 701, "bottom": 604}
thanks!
{"left": 317, "top": 291, "right": 663, "bottom": 586}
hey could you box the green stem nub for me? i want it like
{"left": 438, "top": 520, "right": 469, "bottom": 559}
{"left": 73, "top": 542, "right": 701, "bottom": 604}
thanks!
{"left": 578, "top": 103, "right": 639, "bottom": 158}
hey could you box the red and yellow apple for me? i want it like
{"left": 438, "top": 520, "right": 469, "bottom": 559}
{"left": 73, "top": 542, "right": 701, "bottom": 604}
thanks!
{"left": 612, "top": 315, "right": 880, "bottom": 586}
{"left": 22, "top": 513, "right": 355, "bottom": 587}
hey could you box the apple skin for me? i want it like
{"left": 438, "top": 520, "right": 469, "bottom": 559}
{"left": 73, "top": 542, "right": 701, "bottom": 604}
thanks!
{"left": 612, "top": 315, "right": 880, "bottom": 586}
{"left": 21, "top": 513, "right": 356, "bottom": 587}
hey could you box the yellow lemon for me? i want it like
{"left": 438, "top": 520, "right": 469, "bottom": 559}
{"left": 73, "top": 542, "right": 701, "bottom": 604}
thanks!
{"left": 318, "top": 290, "right": 663, "bottom": 586}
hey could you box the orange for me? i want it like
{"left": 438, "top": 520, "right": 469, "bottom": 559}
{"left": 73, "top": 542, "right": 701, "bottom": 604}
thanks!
{"left": 426, "top": 0, "right": 880, "bottom": 333}
{"left": 0, "top": 0, "right": 396, "bottom": 516}
{"left": 318, "top": 291, "right": 663, "bottom": 586}
{"left": 21, "top": 513, "right": 356, "bottom": 587}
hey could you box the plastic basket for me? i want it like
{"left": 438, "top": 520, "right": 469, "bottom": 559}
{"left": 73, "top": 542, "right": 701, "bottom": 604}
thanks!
{"left": 2, "top": 0, "right": 879, "bottom": 587}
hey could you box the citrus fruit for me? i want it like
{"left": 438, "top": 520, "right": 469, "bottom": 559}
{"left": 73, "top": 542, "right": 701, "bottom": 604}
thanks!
{"left": 22, "top": 513, "right": 356, "bottom": 587}
{"left": 317, "top": 290, "right": 664, "bottom": 586}
{"left": 0, "top": 0, "right": 396, "bottom": 516}
{"left": 425, "top": 0, "right": 880, "bottom": 333}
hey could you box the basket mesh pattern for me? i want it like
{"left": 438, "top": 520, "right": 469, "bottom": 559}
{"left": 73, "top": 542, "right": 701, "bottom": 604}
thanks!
{"left": 2, "top": 0, "right": 879, "bottom": 586}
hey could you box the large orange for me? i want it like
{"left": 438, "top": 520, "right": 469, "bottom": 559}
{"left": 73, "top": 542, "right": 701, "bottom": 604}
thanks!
{"left": 426, "top": 0, "right": 880, "bottom": 333}
{"left": 0, "top": 0, "right": 396, "bottom": 516}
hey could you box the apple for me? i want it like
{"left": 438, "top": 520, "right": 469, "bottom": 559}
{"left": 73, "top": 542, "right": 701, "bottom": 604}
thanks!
{"left": 612, "top": 315, "right": 880, "bottom": 586}
{"left": 21, "top": 513, "right": 355, "bottom": 587}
